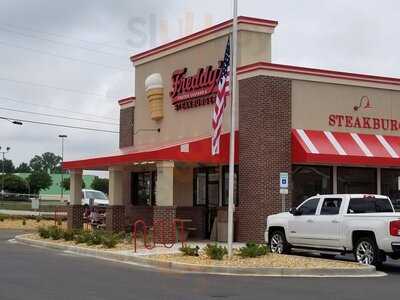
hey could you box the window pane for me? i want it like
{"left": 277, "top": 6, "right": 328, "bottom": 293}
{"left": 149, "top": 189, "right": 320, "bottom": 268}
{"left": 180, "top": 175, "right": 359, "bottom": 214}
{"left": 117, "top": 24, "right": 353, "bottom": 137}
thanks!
{"left": 337, "top": 167, "right": 376, "bottom": 194}
{"left": 348, "top": 197, "right": 393, "bottom": 214}
{"left": 131, "top": 172, "right": 155, "bottom": 206}
{"left": 320, "top": 198, "right": 342, "bottom": 215}
{"left": 381, "top": 169, "right": 400, "bottom": 211}
{"left": 223, "top": 165, "right": 238, "bottom": 206}
{"left": 292, "top": 165, "right": 332, "bottom": 207}
{"left": 299, "top": 198, "right": 319, "bottom": 215}
{"left": 196, "top": 173, "right": 207, "bottom": 205}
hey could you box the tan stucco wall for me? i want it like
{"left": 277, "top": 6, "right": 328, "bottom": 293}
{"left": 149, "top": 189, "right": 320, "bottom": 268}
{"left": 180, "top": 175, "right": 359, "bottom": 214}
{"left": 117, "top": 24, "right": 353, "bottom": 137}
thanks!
{"left": 292, "top": 80, "right": 400, "bottom": 136}
{"left": 173, "top": 166, "right": 193, "bottom": 207}
{"left": 133, "top": 30, "right": 271, "bottom": 149}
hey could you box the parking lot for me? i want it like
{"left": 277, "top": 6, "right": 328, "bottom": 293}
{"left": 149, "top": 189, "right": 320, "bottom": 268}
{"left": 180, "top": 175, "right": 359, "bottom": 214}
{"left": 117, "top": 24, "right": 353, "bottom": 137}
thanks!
{"left": 0, "top": 230, "right": 399, "bottom": 300}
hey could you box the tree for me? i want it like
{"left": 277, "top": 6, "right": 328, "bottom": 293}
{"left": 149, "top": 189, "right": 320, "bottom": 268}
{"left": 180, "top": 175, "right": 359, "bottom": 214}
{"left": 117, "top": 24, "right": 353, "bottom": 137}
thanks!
{"left": 26, "top": 171, "right": 52, "bottom": 194}
{"left": 0, "top": 174, "right": 29, "bottom": 193}
{"left": 29, "top": 152, "right": 62, "bottom": 173}
{"left": 1, "top": 159, "right": 15, "bottom": 173}
{"left": 15, "top": 162, "right": 31, "bottom": 173}
{"left": 91, "top": 177, "right": 109, "bottom": 194}
{"left": 60, "top": 177, "right": 85, "bottom": 191}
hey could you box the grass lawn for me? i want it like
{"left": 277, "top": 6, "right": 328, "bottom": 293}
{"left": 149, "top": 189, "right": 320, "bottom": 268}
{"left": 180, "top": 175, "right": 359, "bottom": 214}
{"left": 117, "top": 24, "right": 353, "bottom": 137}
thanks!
{"left": 0, "top": 200, "right": 65, "bottom": 212}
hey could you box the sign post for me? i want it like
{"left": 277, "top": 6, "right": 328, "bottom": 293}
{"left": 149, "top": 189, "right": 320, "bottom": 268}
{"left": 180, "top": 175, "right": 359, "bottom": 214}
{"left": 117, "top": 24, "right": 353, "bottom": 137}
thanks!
{"left": 280, "top": 172, "right": 289, "bottom": 212}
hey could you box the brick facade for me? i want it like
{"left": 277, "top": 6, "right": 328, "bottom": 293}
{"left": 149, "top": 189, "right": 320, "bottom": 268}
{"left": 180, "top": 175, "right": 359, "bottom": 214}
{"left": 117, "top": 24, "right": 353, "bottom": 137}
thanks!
{"left": 153, "top": 206, "right": 176, "bottom": 244}
{"left": 237, "top": 75, "right": 292, "bottom": 242}
{"left": 119, "top": 106, "right": 134, "bottom": 148}
{"left": 176, "top": 206, "right": 207, "bottom": 239}
{"left": 127, "top": 206, "right": 154, "bottom": 228}
{"left": 67, "top": 205, "right": 84, "bottom": 230}
{"left": 106, "top": 205, "right": 126, "bottom": 233}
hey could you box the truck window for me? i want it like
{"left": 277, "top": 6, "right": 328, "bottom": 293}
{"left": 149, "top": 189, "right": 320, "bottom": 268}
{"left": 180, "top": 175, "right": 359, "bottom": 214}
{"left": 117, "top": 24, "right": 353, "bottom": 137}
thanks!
{"left": 347, "top": 197, "right": 394, "bottom": 214}
{"left": 298, "top": 198, "right": 319, "bottom": 215}
{"left": 320, "top": 198, "right": 342, "bottom": 215}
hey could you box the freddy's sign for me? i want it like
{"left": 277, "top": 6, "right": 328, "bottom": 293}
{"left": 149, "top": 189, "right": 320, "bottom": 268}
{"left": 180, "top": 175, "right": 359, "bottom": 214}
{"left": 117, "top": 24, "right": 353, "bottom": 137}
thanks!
{"left": 169, "top": 64, "right": 221, "bottom": 110}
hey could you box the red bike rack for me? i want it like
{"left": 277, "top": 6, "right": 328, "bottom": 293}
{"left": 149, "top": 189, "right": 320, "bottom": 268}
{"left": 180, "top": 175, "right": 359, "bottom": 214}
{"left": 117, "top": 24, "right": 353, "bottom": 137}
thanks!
{"left": 132, "top": 218, "right": 188, "bottom": 252}
{"left": 132, "top": 219, "right": 155, "bottom": 252}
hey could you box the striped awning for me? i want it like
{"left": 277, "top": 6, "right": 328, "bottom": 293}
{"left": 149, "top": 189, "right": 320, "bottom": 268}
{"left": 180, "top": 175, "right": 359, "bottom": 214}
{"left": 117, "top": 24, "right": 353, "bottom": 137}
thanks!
{"left": 292, "top": 129, "right": 400, "bottom": 167}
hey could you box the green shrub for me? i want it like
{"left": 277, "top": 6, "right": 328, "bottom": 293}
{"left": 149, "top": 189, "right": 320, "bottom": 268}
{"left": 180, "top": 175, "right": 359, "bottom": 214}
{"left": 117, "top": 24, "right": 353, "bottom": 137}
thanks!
{"left": 0, "top": 217, "right": 4, "bottom": 222}
{"left": 48, "top": 226, "right": 63, "bottom": 240}
{"left": 74, "top": 230, "right": 92, "bottom": 244}
{"left": 237, "top": 242, "right": 269, "bottom": 258}
{"left": 101, "top": 233, "right": 121, "bottom": 248}
{"left": 86, "top": 230, "right": 104, "bottom": 246}
{"left": 38, "top": 226, "right": 50, "bottom": 239}
{"left": 36, "top": 216, "right": 41, "bottom": 223}
{"left": 57, "top": 219, "right": 62, "bottom": 226}
{"left": 204, "top": 244, "right": 228, "bottom": 260}
{"left": 22, "top": 219, "right": 26, "bottom": 226}
{"left": 62, "top": 230, "right": 75, "bottom": 241}
{"left": 180, "top": 245, "right": 200, "bottom": 256}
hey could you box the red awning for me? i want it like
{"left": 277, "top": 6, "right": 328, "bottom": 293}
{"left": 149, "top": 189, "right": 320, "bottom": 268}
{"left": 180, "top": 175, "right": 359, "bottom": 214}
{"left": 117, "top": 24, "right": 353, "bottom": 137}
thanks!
{"left": 292, "top": 129, "right": 400, "bottom": 167}
{"left": 63, "top": 132, "right": 238, "bottom": 170}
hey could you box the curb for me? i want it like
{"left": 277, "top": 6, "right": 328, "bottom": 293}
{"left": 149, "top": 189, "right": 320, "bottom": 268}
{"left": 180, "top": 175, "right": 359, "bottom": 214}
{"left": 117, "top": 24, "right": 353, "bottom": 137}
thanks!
{"left": 14, "top": 234, "right": 381, "bottom": 277}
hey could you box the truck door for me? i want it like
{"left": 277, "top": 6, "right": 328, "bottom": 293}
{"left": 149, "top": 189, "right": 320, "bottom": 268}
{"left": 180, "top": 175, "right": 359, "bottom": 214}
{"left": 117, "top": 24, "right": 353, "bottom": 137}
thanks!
{"left": 314, "top": 197, "right": 343, "bottom": 248}
{"left": 287, "top": 197, "right": 321, "bottom": 246}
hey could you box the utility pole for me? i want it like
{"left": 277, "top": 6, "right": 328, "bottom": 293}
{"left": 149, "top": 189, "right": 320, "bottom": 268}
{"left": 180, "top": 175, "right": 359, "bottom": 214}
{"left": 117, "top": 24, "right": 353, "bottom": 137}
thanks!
{"left": 0, "top": 146, "right": 10, "bottom": 201}
{"left": 58, "top": 135, "right": 67, "bottom": 202}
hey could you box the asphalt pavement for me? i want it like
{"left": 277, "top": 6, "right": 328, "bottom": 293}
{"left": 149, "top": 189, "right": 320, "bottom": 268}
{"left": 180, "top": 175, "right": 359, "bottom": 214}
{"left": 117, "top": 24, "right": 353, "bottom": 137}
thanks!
{"left": 0, "top": 230, "right": 399, "bottom": 300}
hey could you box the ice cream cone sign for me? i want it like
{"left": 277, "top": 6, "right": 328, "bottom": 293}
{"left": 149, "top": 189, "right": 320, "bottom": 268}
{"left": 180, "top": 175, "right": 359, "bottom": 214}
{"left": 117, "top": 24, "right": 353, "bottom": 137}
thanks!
{"left": 145, "top": 73, "right": 164, "bottom": 121}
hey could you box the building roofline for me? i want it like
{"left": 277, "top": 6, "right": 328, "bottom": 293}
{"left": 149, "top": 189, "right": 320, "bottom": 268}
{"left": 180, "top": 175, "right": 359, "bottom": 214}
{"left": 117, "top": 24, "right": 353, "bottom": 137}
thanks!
{"left": 118, "top": 97, "right": 135, "bottom": 106}
{"left": 237, "top": 62, "right": 400, "bottom": 86}
{"left": 130, "top": 16, "right": 278, "bottom": 64}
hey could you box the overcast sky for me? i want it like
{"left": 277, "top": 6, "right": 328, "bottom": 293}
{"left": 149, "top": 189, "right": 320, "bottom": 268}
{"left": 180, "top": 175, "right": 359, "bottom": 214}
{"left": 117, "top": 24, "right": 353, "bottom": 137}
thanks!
{"left": 1, "top": 0, "right": 399, "bottom": 172}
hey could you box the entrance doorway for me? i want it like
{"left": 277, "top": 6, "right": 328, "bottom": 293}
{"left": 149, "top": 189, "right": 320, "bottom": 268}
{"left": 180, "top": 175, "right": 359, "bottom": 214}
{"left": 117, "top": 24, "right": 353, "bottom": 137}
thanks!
{"left": 194, "top": 167, "right": 220, "bottom": 238}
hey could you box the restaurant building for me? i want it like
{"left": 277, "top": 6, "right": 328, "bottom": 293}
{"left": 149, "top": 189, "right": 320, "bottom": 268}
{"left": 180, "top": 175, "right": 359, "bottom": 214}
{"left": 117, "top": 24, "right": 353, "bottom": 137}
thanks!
{"left": 63, "top": 16, "right": 400, "bottom": 242}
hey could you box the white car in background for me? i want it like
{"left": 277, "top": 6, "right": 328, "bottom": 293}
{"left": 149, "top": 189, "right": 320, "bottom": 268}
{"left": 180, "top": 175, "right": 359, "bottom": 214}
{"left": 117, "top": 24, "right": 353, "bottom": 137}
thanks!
{"left": 81, "top": 189, "right": 109, "bottom": 207}
{"left": 266, "top": 194, "right": 400, "bottom": 265}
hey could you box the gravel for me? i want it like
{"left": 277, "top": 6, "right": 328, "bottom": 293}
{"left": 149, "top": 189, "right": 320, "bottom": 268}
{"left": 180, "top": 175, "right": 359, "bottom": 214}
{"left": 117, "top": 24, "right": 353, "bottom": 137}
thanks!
{"left": 152, "top": 252, "right": 366, "bottom": 269}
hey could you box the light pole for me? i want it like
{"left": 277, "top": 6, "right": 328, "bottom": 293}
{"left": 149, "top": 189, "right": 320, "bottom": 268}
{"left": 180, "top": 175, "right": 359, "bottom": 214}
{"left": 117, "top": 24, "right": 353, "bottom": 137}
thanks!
{"left": 58, "top": 135, "right": 67, "bottom": 202}
{"left": 0, "top": 146, "right": 10, "bottom": 201}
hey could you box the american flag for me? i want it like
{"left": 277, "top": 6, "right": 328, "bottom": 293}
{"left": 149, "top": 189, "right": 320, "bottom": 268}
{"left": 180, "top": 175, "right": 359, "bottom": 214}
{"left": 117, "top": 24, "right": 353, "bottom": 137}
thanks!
{"left": 211, "top": 38, "right": 230, "bottom": 155}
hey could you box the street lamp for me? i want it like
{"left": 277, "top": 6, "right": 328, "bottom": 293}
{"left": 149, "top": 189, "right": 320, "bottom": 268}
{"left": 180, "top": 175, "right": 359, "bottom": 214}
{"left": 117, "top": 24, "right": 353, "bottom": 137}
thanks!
{"left": 0, "top": 146, "right": 11, "bottom": 201}
{"left": 58, "top": 135, "right": 67, "bottom": 202}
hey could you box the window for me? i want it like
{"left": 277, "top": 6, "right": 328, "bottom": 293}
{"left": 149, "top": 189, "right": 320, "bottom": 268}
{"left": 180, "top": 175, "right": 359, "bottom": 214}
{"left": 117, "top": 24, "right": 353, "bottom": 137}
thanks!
{"left": 292, "top": 165, "right": 332, "bottom": 207}
{"left": 381, "top": 169, "right": 400, "bottom": 211}
{"left": 320, "top": 198, "right": 342, "bottom": 215}
{"left": 347, "top": 197, "right": 393, "bottom": 214}
{"left": 131, "top": 172, "right": 156, "bottom": 206}
{"left": 337, "top": 167, "right": 376, "bottom": 194}
{"left": 298, "top": 198, "right": 320, "bottom": 215}
{"left": 222, "top": 165, "right": 238, "bottom": 206}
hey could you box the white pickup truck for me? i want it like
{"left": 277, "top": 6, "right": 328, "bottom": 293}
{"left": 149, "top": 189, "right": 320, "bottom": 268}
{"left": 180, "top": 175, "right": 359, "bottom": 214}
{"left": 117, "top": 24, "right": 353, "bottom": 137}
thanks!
{"left": 266, "top": 194, "right": 400, "bottom": 265}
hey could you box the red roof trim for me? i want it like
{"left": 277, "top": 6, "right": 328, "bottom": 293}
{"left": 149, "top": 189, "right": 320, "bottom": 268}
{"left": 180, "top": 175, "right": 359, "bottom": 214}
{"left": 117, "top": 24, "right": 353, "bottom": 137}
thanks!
{"left": 130, "top": 16, "right": 278, "bottom": 63}
{"left": 118, "top": 97, "right": 135, "bottom": 106}
{"left": 237, "top": 62, "right": 400, "bottom": 86}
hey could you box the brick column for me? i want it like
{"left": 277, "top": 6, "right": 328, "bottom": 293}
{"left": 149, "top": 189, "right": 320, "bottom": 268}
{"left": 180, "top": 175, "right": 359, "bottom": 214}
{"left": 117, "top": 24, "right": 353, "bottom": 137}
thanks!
{"left": 237, "top": 76, "right": 292, "bottom": 242}
{"left": 153, "top": 161, "right": 176, "bottom": 244}
{"left": 106, "top": 205, "right": 126, "bottom": 233}
{"left": 67, "top": 170, "right": 84, "bottom": 230}
{"left": 153, "top": 206, "right": 176, "bottom": 244}
{"left": 67, "top": 205, "right": 84, "bottom": 230}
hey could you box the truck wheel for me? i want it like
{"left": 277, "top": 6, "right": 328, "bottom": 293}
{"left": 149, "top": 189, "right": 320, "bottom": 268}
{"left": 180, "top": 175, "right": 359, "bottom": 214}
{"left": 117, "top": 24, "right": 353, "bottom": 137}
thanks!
{"left": 354, "top": 237, "right": 381, "bottom": 266}
{"left": 269, "top": 230, "right": 290, "bottom": 254}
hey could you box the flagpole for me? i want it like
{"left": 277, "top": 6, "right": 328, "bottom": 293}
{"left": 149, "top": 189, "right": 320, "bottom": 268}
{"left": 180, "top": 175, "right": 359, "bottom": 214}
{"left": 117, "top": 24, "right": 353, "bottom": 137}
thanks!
{"left": 227, "top": 0, "right": 238, "bottom": 258}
